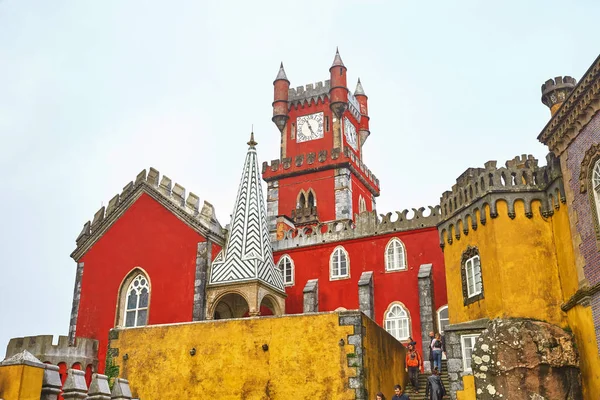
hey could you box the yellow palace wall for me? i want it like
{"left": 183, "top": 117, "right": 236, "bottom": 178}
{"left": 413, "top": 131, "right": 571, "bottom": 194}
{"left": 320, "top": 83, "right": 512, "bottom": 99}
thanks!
{"left": 442, "top": 199, "right": 600, "bottom": 398}
{"left": 108, "top": 311, "right": 407, "bottom": 400}
{"left": 0, "top": 364, "right": 44, "bottom": 400}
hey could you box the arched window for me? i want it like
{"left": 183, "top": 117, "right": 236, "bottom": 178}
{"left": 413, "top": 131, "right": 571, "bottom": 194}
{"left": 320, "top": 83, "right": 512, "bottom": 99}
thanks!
{"left": 461, "top": 246, "right": 484, "bottom": 305}
{"left": 124, "top": 275, "right": 150, "bottom": 327}
{"left": 437, "top": 305, "right": 449, "bottom": 334}
{"left": 330, "top": 246, "right": 349, "bottom": 279}
{"left": 307, "top": 190, "right": 316, "bottom": 207}
{"left": 358, "top": 195, "right": 367, "bottom": 213}
{"left": 298, "top": 191, "right": 306, "bottom": 208}
{"left": 385, "top": 238, "right": 407, "bottom": 271}
{"left": 277, "top": 255, "right": 294, "bottom": 286}
{"left": 593, "top": 159, "right": 600, "bottom": 225}
{"left": 384, "top": 303, "right": 411, "bottom": 341}
{"left": 116, "top": 269, "right": 151, "bottom": 328}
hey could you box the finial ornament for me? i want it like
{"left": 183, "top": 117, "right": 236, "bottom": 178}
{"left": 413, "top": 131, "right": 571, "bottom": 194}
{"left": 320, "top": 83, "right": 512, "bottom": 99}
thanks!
{"left": 331, "top": 47, "right": 345, "bottom": 68}
{"left": 248, "top": 130, "right": 257, "bottom": 147}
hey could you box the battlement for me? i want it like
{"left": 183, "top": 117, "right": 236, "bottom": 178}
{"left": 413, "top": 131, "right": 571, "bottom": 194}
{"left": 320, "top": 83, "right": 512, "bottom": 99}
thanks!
{"left": 5, "top": 335, "right": 98, "bottom": 367}
{"left": 541, "top": 76, "right": 578, "bottom": 110}
{"left": 438, "top": 153, "right": 565, "bottom": 247}
{"left": 288, "top": 80, "right": 331, "bottom": 107}
{"left": 262, "top": 147, "right": 380, "bottom": 195}
{"left": 272, "top": 207, "right": 440, "bottom": 251}
{"left": 71, "top": 167, "right": 225, "bottom": 260}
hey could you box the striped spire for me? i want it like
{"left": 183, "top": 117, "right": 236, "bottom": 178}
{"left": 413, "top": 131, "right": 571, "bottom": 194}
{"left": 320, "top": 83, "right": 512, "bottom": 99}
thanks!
{"left": 208, "top": 132, "right": 285, "bottom": 292}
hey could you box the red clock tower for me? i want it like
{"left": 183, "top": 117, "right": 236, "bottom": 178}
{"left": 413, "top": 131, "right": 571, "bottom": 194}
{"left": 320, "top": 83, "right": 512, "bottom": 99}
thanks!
{"left": 263, "top": 49, "right": 380, "bottom": 239}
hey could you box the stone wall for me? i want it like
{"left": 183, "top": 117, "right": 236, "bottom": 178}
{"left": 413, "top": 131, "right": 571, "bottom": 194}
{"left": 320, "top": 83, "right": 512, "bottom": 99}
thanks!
{"left": 443, "top": 319, "right": 488, "bottom": 400}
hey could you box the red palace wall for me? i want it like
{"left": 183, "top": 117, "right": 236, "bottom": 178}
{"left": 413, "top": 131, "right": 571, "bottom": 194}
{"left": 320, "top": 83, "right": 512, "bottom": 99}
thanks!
{"left": 277, "top": 170, "right": 335, "bottom": 220}
{"left": 75, "top": 193, "right": 221, "bottom": 371}
{"left": 274, "top": 227, "right": 447, "bottom": 357}
{"left": 350, "top": 174, "right": 374, "bottom": 213}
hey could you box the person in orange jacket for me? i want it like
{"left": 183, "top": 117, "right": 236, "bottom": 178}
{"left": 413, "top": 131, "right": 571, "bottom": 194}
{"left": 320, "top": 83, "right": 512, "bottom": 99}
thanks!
{"left": 405, "top": 344, "right": 423, "bottom": 394}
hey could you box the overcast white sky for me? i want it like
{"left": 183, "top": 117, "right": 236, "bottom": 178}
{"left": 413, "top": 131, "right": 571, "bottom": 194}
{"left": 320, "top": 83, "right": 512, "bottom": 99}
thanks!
{"left": 1, "top": 0, "right": 598, "bottom": 359}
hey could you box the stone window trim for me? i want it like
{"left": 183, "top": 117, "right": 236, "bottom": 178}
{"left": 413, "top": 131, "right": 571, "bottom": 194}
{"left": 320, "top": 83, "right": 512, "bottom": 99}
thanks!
{"left": 296, "top": 188, "right": 317, "bottom": 208}
{"left": 383, "top": 301, "right": 412, "bottom": 342}
{"left": 460, "top": 246, "right": 484, "bottom": 306}
{"left": 461, "top": 334, "right": 480, "bottom": 373}
{"left": 277, "top": 254, "right": 295, "bottom": 286}
{"left": 579, "top": 143, "right": 600, "bottom": 244}
{"left": 115, "top": 267, "right": 151, "bottom": 329}
{"left": 330, "top": 246, "right": 350, "bottom": 281}
{"left": 384, "top": 237, "right": 408, "bottom": 272}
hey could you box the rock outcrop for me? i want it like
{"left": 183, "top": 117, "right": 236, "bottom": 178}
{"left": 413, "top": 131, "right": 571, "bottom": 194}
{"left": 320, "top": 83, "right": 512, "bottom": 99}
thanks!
{"left": 472, "top": 318, "right": 582, "bottom": 399}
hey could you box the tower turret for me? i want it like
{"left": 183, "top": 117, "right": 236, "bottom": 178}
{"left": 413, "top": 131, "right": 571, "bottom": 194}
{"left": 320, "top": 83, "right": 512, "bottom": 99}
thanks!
{"left": 354, "top": 78, "right": 370, "bottom": 145}
{"left": 272, "top": 63, "right": 290, "bottom": 133}
{"left": 329, "top": 48, "right": 348, "bottom": 118}
{"left": 541, "top": 76, "right": 577, "bottom": 116}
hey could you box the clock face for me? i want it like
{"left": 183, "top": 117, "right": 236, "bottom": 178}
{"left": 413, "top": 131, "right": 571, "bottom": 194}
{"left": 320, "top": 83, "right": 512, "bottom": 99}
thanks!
{"left": 296, "top": 112, "right": 324, "bottom": 143}
{"left": 344, "top": 117, "right": 358, "bottom": 150}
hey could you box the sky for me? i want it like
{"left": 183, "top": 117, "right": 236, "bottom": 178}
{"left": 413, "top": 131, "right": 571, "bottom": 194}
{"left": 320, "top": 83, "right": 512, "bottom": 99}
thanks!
{"left": 0, "top": 0, "right": 598, "bottom": 359}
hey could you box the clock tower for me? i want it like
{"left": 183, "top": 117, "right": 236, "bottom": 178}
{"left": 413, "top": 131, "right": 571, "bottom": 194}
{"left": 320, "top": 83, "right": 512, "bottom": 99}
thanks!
{"left": 263, "top": 49, "right": 380, "bottom": 239}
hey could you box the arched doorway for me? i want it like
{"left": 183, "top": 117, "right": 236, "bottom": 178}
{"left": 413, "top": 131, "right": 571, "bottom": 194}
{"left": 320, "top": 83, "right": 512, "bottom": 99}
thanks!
{"left": 213, "top": 293, "right": 249, "bottom": 320}
{"left": 259, "top": 295, "right": 279, "bottom": 316}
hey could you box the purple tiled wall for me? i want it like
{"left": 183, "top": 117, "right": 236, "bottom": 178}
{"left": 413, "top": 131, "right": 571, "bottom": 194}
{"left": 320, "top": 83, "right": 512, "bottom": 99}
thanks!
{"left": 565, "top": 111, "right": 600, "bottom": 346}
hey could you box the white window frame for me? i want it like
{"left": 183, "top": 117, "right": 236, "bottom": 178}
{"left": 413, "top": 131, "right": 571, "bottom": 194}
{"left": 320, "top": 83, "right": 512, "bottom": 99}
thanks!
{"left": 385, "top": 238, "right": 407, "bottom": 272}
{"left": 123, "top": 274, "right": 150, "bottom": 328}
{"left": 330, "top": 246, "right": 350, "bottom": 280}
{"left": 437, "top": 305, "right": 449, "bottom": 334}
{"left": 461, "top": 334, "right": 480, "bottom": 372}
{"left": 465, "top": 255, "right": 482, "bottom": 298}
{"left": 277, "top": 255, "right": 295, "bottom": 286}
{"left": 384, "top": 303, "right": 411, "bottom": 341}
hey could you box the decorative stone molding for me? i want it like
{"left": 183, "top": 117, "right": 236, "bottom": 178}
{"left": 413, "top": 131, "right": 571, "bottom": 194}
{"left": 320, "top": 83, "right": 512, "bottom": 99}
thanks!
{"left": 41, "top": 364, "right": 62, "bottom": 400}
{"left": 68, "top": 262, "right": 84, "bottom": 345}
{"left": 561, "top": 281, "right": 600, "bottom": 312}
{"left": 460, "top": 246, "right": 484, "bottom": 306}
{"left": 273, "top": 206, "right": 441, "bottom": 251}
{"left": 438, "top": 154, "right": 565, "bottom": 248}
{"left": 62, "top": 369, "right": 88, "bottom": 399}
{"left": 578, "top": 144, "right": 600, "bottom": 243}
{"left": 71, "top": 168, "right": 225, "bottom": 261}
{"left": 538, "top": 54, "right": 600, "bottom": 156}
{"left": 262, "top": 146, "right": 380, "bottom": 196}
{"left": 193, "top": 241, "right": 212, "bottom": 321}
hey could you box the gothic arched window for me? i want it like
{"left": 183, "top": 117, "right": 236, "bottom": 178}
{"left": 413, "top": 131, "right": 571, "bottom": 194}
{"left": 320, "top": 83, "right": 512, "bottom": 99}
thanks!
{"left": 298, "top": 191, "right": 306, "bottom": 208}
{"left": 330, "top": 246, "right": 349, "bottom": 279}
{"left": 277, "top": 255, "right": 294, "bottom": 286}
{"left": 579, "top": 144, "right": 600, "bottom": 244}
{"left": 385, "top": 238, "right": 407, "bottom": 271}
{"left": 359, "top": 195, "right": 367, "bottom": 213}
{"left": 307, "top": 190, "right": 316, "bottom": 208}
{"left": 384, "top": 303, "right": 411, "bottom": 341}
{"left": 116, "top": 269, "right": 151, "bottom": 328}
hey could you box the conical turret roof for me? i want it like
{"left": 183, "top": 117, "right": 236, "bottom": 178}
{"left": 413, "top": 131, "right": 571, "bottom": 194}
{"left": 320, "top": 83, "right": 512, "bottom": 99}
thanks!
{"left": 331, "top": 47, "right": 345, "bottom": 68}
{"left": 275, "top": 62, "right": 289, "bottom": 82}
{"left": 208, "top": 132, "right": 285, "bottom": 292}
{"left": 355, "top": 78, "right": 366, "bottom": 96}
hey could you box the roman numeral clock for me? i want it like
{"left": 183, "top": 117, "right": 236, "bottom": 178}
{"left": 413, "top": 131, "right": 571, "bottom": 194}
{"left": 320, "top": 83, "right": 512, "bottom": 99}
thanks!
{"left": 296, "top": 112, "right": 324, "bottom": 142}
{"left": 343, "top": 116, "right": 358, "bottom": 150}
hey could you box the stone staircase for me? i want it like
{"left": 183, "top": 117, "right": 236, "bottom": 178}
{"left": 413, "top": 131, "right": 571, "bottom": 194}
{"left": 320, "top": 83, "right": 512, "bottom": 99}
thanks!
{"left": 405, "top": 360, "right": 449, "bottom": 400}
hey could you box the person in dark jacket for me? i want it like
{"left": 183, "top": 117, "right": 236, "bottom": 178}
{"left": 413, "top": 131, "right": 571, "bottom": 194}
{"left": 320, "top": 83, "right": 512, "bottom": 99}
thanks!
{"left": 425, "top": 368, "right": 447, "bottom": 400}
{"left": 391, "top": 384, "right": 410, "bottom": 400}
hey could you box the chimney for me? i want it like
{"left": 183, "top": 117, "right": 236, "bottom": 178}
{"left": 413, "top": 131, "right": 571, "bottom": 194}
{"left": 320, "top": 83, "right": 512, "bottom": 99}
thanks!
{"left": 541, "top": 76, "right": 577, "bottom": 116}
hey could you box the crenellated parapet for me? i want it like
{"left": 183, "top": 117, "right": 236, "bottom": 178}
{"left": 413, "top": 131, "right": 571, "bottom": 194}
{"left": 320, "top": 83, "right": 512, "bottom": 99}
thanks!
{"left": 437, "top": 153, "right": 566, "bottom": 248}
{"left": 288, "top": 80, "right": 331, "bottom": 108}
{"left": 5, "top": 335, "right": 98, "bottom": 369}
{"left": 262, "top": 146, "right": 380, "bottom": 196}
{"left": 71, "top": 167, "right": 225, "bottom": 260}
{"left": 272, "top": 206, "right": 441, "bottom": 251}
